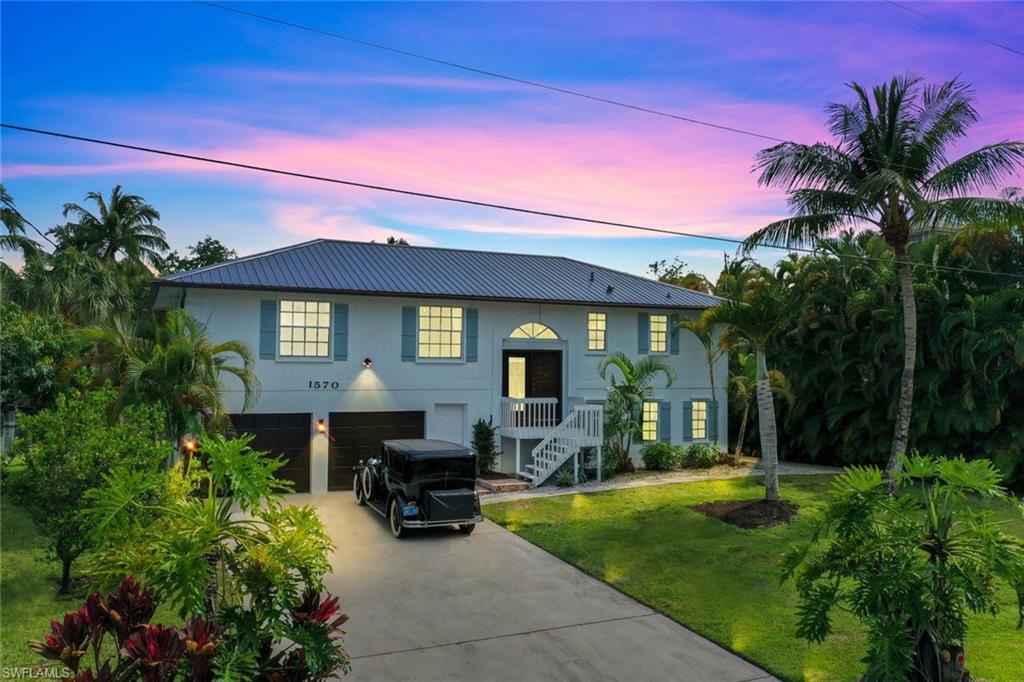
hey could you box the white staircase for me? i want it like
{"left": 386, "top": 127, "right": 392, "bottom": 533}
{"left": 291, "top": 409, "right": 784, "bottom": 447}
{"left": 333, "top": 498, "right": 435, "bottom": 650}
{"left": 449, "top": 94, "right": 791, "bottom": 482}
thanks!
{"left": 518, "top": 405, "right": 603, "bottom": 487}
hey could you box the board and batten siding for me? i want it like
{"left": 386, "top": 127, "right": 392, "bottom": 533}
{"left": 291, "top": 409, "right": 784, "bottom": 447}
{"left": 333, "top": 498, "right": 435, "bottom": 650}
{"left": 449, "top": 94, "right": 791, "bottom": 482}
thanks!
{"left": 178, "top": 288, "right": 727, "bottom": 493}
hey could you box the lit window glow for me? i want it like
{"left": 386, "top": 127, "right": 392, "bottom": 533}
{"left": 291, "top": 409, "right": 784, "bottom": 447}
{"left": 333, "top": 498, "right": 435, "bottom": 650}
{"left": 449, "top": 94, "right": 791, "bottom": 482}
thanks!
{"left": 418, "top": 306, "right": 463, "bottom": 358}
{"left": 692, "top": 400, "right": 708, "bottom": 440}
{"left": 279, "top": 300, "right": 330, "bottom": 357}
{"left": 510, "top": 322, "right": 558, "bottom": 339}
{"left": 587, "top": 312, "right": 606, "bottom": 351}
{"left": 650, "top": 314, "right": 668, "bottom": 353}
{"left": 642, "top": 401, "right": 659, "bottom": 441}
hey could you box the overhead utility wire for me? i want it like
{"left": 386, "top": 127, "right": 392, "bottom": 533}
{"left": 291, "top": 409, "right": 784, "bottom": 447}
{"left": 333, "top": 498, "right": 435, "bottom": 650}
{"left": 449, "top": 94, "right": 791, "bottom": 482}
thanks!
{"left": 3, "top": 123, "right": 1022, "bottom": 282}
{"left": 886, "top": 1, "right": 1024, "bottom": 58}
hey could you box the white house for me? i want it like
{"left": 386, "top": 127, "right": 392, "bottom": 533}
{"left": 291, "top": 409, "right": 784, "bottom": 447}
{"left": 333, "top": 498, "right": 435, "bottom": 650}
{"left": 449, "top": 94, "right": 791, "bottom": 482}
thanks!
{"left": 154, "top": 238, "right": 726, "bottom": 494}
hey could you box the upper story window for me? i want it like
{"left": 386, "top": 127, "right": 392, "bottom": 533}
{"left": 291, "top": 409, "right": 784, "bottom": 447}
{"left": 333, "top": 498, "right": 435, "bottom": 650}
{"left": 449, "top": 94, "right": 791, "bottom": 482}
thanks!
{"left": 649, "top": 314, "right": 668, "bottom": 353}
{"left": 587, "top": 312, "right": 606, "bottom": 351}
{"left": 418, "top": 305, "right": 463, "bottom": 359}
{"left": 691, "top": 399, "right": 708, "bottom": 440}
{"left": 641, "top": 401, "right": 659, "bottom": 441}
{"left": 510, "top": 322, "right": 558, "bottom": 340}
{"left": 279, "top": 300, "right": 330, "bottom": 357}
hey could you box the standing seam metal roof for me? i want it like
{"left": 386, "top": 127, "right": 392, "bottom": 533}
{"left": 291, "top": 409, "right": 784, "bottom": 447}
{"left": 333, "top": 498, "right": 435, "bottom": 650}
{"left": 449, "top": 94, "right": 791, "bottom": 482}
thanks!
{"left": 157, "top": 239, "right": 720, "bottom": 309}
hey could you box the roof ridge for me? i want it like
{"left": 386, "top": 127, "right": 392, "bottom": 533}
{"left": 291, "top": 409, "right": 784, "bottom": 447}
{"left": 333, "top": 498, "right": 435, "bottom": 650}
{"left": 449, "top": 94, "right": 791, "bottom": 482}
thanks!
{"left": 569, "top": 257, "right": 722, "bottom": 303}
{"left": 159, "top": 239, "right": 324, "bottom": 281}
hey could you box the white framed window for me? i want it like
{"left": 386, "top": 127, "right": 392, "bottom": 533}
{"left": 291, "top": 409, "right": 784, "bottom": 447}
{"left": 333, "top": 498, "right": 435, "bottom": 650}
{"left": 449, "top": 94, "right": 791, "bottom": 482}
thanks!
{"left": 650, "top": 314, "right": 668, "bottom": 353}
{"left": 418, "top": 305, "right": 463, "bottom": 359}
{"left": 587, "top": 312, "right": 606, "bottom": 351}
{"left": 279, "top": 300, "right": 330, "bottom": 357}
{"left": 510, "top": 322, "right": 558, "bottom": 339}
{"left": 642, "top": 401, "right": 659, "bottom": 442}
{"left": 691, "top": 399, "right": 708, "bottom": 440}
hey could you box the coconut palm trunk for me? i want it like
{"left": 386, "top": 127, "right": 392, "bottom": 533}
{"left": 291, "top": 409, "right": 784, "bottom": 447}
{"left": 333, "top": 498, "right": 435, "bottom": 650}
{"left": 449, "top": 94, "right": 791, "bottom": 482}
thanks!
{"left": 886, "top": 250, "right": 918, "bottom": 478}
{"left": 754, "top": 349, "right": 780, "bottom": 501}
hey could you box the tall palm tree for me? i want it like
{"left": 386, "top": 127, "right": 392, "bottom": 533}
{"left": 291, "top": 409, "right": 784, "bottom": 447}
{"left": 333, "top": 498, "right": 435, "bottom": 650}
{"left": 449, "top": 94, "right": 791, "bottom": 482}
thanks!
{"left": 598, "top": 352, "right": 676, "bottom": 471}
{"left": 81, "top": 309, "right": 260, "bottom": 454}
{"left": 729, "top": 352, "right": 793, "bottom": 463}
{"left": 677, "top": 314, "right": 726, "bottom": 446}
{"left": 58, "top": 185, "right": 168, "bottom": 266}
{"left": 744, "top": 75, "right": 1024, "bottom": 480}
{"left": 0, "top": 184, "right": 42, "bottom": 259}
{"left": 705, "top": 276, "right": 788, "bottom": 500}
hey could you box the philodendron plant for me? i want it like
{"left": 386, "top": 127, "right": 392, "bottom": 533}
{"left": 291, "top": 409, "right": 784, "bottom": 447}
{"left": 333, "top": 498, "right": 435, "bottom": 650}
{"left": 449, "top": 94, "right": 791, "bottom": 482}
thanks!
{"left": 782, "top": 454, "right": 1024, "bottom": 682}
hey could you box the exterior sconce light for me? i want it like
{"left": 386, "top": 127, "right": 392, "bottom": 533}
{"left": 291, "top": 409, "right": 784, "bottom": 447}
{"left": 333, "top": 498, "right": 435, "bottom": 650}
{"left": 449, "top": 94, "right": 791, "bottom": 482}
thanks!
{"left": 182, "top": 436, "right": 198, "bottom": 452}
{"left": 362, "top": 357, "right": 373, "bottom": 368}
{"left": 316, "top": 419, "right": 327, "bottom": 434}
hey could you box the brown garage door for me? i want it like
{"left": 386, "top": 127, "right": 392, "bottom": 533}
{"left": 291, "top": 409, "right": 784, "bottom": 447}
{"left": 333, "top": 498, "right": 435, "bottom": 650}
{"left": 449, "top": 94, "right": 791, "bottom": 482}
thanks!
{"left": 328, "top": 411, "right": 425, "bottom": 491}
{"left": 230, "top": 413, "right": 311, "bottom": 493}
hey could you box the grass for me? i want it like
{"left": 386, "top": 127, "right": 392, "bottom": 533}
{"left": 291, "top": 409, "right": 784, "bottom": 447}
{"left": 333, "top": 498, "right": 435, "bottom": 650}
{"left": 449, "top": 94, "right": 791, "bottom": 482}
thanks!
{"left": 486, "top": 475, "right": 1024, "bottom": 682}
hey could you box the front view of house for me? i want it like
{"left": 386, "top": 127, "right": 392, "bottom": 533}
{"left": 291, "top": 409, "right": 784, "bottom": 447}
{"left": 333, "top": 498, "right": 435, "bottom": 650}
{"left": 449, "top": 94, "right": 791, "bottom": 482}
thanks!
{"left": 155, "top": 239, "right": 725, "bottom": 494}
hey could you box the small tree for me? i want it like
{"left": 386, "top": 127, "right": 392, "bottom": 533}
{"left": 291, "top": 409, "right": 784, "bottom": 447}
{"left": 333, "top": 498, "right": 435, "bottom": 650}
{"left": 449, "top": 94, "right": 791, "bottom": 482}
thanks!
{"left": 156, "top": 236, "right": 237, "bottom": 275}
{"left": 0, "top": 300, "right": 75, "bottom": 417}
{"left": 472, "top": 418, "right": 499, "bottom": 475}
{"left": 677, "top": 314, "right": 726, "bottom": 447}
{"left": 782, "top": 454, "right": 1024, "bottom": 681}
{"left": 598, "top": 352, "right": 676, "bottom": 473}
{"left": 5, "top": 382, "right": 169, "bottom": 592}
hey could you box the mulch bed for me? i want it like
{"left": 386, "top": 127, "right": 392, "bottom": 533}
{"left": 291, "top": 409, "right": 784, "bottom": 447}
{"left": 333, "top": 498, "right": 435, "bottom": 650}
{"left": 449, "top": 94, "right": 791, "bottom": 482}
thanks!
{"left": 691, "top": 499, "right": 799, "bottom": 529}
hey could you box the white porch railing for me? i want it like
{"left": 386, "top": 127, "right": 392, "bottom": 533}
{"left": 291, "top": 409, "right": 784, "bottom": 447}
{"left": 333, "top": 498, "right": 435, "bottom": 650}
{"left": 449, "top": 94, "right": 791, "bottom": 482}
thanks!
{"left": 499, "top": 397, "right": 560, "bottom": 439}
{"left": 523, "top": 404, "right": 603, "bottom": 487}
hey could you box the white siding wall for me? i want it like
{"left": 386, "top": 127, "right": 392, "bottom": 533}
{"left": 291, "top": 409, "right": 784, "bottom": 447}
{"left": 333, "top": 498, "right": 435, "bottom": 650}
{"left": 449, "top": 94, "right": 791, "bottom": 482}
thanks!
{"left": 183, "top": 288, "right": 727, "bottom": 492}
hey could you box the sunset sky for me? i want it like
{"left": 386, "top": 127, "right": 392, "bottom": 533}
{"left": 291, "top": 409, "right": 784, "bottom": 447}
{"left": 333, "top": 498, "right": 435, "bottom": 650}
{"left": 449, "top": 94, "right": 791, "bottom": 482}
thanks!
{"left": 2, "top": 1, "right": 1021, "bottom": 277}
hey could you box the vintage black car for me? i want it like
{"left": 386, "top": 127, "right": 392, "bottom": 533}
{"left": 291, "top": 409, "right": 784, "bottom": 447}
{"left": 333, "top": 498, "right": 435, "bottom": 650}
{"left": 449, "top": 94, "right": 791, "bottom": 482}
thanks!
{"left": 353, "top": 439, "right": 483, "bottom": 539}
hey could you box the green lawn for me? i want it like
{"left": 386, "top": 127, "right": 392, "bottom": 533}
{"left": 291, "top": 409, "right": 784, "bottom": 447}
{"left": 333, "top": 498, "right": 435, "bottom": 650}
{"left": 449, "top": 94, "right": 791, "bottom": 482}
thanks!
{"left": 486, "top": 475, "right": 1024, "bottom": 682}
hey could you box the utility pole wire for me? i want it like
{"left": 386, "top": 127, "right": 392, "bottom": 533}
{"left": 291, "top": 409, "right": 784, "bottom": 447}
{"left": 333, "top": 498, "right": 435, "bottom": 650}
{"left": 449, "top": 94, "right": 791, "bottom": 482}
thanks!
{"left": 3, "top": 122, "right": 1022, "bottom": 281}
{"left": 886, "top": 1, "right": 1024, "bottom": 58}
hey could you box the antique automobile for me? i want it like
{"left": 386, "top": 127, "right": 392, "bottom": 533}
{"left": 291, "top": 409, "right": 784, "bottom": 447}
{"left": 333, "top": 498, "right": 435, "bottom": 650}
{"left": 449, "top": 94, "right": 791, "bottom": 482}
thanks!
{"left": 353, "top": 439, "right": 483, "bottom": 539}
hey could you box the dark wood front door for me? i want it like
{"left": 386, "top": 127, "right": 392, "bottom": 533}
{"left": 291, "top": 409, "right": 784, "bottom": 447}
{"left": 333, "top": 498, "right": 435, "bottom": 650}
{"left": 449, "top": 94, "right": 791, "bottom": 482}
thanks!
{"left": 502, "top": 350, "right": 563, "bottom": 420}
{"left": 229, "top": 413, "right": 311, "bottom": 493}
{"left": 327, "top": 411, "right": 425, "bottom": 491}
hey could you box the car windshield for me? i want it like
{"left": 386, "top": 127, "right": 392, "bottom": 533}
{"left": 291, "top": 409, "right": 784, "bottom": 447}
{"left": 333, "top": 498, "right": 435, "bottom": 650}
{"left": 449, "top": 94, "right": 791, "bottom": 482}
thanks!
{"left": 412, "top": 457, "right": 475, "bottom": 483}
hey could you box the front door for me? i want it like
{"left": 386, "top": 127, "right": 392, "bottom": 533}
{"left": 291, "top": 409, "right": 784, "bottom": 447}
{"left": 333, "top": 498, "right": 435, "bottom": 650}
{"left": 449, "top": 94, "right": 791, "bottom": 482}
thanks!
{"left": 502, "top": 350, "right": 562, "bottom": 420}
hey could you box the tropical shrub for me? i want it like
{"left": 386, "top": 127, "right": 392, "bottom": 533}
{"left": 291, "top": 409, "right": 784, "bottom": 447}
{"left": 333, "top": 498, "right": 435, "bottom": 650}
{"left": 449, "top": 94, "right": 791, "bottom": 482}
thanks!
{"left": 84, "top": 434, "right": 349, "bottom": 678}
{"left": 472, "top": 417, "right": 499, "bottom": 475}
{"left": 680, "top": 443, "right": 722, "bottom": 469}
{"left": 599, "top": 441, "right": 622, "bottom": 481}
{"left": 640, "top": 442, "right": 681, "bottom": 470}
{"left": 552, "top": 466, "right": 577, "bottom": 488}
{"left": 0, "top": 300, "right": 76, "bottom": 417}
{"left": 782, "top": 454, "right": 1024, "bottom": 681}
{"left": 598, "top": 352, "right": 676, "bottom": 473}
{"left": 5, "top": 381, "right": 169, "bottom": 592}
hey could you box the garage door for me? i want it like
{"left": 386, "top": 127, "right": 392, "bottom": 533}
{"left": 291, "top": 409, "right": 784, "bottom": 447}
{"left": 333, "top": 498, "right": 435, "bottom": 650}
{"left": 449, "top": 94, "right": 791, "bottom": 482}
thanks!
{"left": 328, "top": 411, "right": 425, "bottom": 491}
{"left": 230, "top": 413, "right": 311, "bottom": 493}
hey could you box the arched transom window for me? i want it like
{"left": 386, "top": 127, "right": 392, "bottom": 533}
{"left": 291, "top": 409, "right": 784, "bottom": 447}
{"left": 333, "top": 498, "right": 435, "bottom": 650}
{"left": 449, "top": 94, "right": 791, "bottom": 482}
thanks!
{"left": 509, "top": 322, "right": 558, "bottom": 340}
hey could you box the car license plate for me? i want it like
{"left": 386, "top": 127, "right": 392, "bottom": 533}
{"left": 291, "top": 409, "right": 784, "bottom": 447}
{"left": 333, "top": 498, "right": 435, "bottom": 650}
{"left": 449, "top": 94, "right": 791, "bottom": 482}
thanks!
{"left": 403, "top": 504, "right": 418, "bottom": 517}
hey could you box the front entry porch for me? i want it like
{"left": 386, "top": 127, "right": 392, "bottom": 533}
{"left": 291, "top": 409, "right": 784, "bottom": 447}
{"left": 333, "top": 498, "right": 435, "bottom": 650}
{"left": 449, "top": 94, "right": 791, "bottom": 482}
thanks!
{"left": 498, "top": 396, "right": 603, "bottom": 486}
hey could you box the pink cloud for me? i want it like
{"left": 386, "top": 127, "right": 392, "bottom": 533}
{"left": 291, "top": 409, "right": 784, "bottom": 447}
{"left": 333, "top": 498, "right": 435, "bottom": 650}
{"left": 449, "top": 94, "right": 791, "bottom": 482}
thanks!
{"left": 271, "top": 204, "right": 434, "bottom": 246}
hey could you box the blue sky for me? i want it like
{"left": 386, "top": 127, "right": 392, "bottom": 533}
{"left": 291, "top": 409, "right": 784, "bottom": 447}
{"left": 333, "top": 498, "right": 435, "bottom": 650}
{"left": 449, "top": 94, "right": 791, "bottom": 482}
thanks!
{"left": 2, "top": 1, "right": 1022, "bottom": 277}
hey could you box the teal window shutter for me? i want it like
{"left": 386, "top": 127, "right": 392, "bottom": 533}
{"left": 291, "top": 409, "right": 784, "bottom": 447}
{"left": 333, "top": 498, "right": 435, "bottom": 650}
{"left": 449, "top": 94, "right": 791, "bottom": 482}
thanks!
{"left": 683, "top": 401, "right": 694, "bottom": 441}
{"left": 259, "top": 300, "right": 276, "bottom": 359}
{"left": 465, "top": 308, "right": 478, "bottom": 362}
{"left": 637, "top": 313, "right": 650, "bottom": 354}
{"left": 401, "top": 306, "right": 416, "bottom": 361}
{"left": 658, "top": 401, "right": 671, "bottom": 443}
{"left": 670, "top": 313, "right": 680, "bottom": 355}
{"left": 333, "top": 303, "right": 348, "bottom": 361}
{"left": 708, "top": 400, "right": 719, "bottom": 443}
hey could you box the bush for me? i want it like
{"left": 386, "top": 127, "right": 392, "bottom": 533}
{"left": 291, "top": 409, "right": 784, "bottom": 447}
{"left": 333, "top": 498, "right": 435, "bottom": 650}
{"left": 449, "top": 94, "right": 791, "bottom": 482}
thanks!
{"left": 680, "top": 443, "right": 723, "bottom": 469}
{"left": 0, "top": 300, "right": 76, "bottom": 417}
{"left": 472, "top": 417, "right": 499, "bottom": 475}
{"left": 599, "top": 441, "right": 625, "bottom": 480}
{"left": 5, "top": 381, "right": 169, "bottom": 593}
{"left": 641, "top": 442, "right": 682, "bottom": 470}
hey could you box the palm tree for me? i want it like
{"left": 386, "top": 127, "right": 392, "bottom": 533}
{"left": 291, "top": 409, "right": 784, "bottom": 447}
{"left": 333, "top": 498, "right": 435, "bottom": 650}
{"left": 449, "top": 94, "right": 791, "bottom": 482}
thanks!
{"left": 729, "top": 352, "right": 792, "bottom": 463}
{"left": 677, "top": 314, "right": 726, "bottom": 447}
{"left": 705, "top": 276, "right": 788, "bottom": 500}
{"left": 598, "top": 352, "right": 676, "bottom": 472}
{"left": 81, "top": 309, "right": 260, "bottom": 457}
{"left": 744, "top": 76, "right": 1024, "bottom": 480}
{"left": 1, "top": 184, "right": 42, "bottom": 259}
{"left": 58, "top": 185, "right": 168, "bottom": 266}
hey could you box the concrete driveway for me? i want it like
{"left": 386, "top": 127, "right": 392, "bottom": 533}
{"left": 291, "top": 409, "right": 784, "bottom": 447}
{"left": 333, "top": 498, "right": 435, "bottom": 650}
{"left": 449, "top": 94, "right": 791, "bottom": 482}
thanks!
{"left": 311, "top": 492, "right": 776, "bottom": 682}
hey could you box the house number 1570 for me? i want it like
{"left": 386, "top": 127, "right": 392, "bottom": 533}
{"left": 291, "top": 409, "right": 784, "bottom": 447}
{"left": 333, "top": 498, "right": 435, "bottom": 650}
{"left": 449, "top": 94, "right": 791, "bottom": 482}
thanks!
{"left": 308, "top": 380, "right": 341, "bottom": 390}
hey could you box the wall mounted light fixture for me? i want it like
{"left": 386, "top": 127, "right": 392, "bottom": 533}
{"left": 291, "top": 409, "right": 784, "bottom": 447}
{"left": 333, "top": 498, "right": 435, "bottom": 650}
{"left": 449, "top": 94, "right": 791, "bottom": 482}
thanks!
{"left": 182, "top": 436, "right": 198, "bottom": 452}
{"left": 316, "top": 419, "right": 327, "bottom": 434}
{"left": 362, "top": 357, "right": 373, "bottom": 368}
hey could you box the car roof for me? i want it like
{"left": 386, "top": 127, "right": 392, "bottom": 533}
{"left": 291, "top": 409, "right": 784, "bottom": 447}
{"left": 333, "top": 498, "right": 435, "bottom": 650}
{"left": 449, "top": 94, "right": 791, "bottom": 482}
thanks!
{"left": 383, "top": 438, "right": 475, "bottom": 459}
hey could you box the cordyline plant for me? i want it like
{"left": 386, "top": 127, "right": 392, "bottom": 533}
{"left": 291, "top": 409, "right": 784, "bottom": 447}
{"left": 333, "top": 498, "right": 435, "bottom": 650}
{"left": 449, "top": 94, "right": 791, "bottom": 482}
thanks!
{"left": 782, "top": 454, "right": 1024, "bottom": 681}
{"left": 81, "top": 434, "right": 349, "bottom": 679}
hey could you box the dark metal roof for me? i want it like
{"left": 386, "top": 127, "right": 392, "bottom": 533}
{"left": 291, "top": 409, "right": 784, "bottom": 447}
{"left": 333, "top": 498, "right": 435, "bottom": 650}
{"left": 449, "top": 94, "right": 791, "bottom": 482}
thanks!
{"left": 158, "top": 239, "right": 720, "bottom": 309}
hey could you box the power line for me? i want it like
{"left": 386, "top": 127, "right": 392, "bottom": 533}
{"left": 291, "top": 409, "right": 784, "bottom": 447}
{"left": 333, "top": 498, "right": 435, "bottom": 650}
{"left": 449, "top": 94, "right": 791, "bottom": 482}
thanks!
{"left": 193, "top": 0, "right": 786, "bottom": 143}
{"left": 886, "top": 1, "right": 1024, "bottom": 58}
{"left": 3, "top": 122, "right": 1022, "bottom": 282}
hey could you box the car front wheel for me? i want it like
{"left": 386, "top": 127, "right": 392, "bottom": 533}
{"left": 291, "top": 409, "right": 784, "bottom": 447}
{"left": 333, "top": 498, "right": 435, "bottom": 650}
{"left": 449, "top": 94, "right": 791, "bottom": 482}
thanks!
{"left": 458, "top": 523, "right": 476, "bottom": 535}
{"left": 353, "top": 473, "right": 366, "bottom": 505}
{"left": 388, "top": 499, "right": 406, "bottom": 539}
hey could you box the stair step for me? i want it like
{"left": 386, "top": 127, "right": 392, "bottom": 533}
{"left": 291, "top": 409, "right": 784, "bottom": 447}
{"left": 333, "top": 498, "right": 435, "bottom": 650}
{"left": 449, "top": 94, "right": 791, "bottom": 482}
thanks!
{"left": 517, "top": 470, "right": 535, "bottom": 480}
